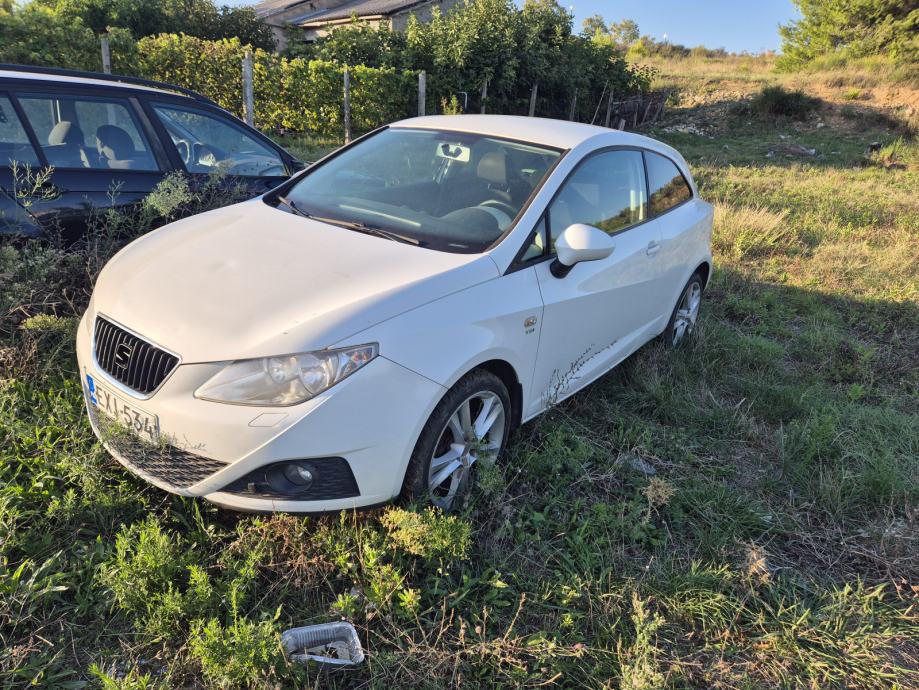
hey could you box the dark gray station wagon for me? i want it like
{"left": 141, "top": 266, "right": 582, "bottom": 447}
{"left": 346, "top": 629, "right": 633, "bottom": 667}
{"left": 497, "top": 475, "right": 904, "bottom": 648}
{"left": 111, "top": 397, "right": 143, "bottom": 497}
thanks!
{"left": 0, "top": 64, "right": 304, "bottom": 242}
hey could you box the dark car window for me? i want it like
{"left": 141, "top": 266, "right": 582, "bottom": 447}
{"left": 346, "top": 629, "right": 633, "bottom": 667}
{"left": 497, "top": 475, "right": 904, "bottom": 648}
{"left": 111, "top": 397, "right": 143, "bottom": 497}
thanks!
{"left": 152, "top": 103, "right": 285, "bottom": 177}
{"left": 646, "top": 151, "right": 692, "bottom": 216}
{"left": 17, "top": 93, "right": 158, "bottom": 171}
{"left": 0, "top": 95, "right": 39, "bottom": 166}
{"left": 548, "top": 149, "right": 647, "bottom": 247}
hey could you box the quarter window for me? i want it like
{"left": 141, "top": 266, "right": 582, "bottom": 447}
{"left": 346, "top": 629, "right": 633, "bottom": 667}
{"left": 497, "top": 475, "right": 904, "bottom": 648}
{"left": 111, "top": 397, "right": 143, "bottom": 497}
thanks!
{"left": 0, "top": 95, "right": 39, "bottom": 166}
{"left": 646, "top": 151, "right": 691, "bottom": 216}
{"left": 17, "top": 94, "right": 158, "bottom": 170}
{"left": 547, "top": 150, "right": 647, "bottom": 247}
{"left": 152, "top": 104, "right": 285, "bottom": 177}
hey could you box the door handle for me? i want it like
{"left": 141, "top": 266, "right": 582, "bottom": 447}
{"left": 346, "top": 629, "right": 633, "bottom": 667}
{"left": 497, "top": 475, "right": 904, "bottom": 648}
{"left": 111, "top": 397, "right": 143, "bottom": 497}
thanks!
{"left": 646, "top": 240, "right": 661, "bottom": 256}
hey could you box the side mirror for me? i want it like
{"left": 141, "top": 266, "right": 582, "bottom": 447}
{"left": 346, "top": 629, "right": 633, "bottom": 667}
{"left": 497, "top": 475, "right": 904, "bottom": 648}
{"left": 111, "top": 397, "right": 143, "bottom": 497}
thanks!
{"left": 550, "top": 223, "right": 615, "bottom": 278}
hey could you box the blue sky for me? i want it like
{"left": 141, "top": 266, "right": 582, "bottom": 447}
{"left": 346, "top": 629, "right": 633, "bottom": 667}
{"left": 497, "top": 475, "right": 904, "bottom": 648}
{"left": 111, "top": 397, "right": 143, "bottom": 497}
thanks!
{"left": 228, "top": 0, "right": 800, "bottom": 54}
{"left": 568, "top": 0, "right": 799, "bottom": 53}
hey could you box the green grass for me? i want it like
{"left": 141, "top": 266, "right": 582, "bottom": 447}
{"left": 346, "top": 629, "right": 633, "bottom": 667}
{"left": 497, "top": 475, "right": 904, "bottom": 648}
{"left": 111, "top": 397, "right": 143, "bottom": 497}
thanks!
{"left": 2, "top": 64, "right": 918, "bottom": 688}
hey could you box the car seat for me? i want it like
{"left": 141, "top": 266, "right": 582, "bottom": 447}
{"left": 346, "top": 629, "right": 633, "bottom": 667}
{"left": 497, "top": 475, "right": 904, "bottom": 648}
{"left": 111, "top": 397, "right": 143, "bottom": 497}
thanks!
{"left": 45, "top": 121, "right": 88, "bottom": 168}
{"left": 96, "top": 125, "right": 139, "bottom": 170}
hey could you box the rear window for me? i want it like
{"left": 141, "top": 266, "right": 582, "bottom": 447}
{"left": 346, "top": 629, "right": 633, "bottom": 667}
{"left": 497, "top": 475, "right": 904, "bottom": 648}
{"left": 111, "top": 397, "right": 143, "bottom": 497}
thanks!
{"left": 17, "top": 93, "right": 158, "bottom": 171}
{"left": 646, "top": 151, "right": 692, "bottom": 215}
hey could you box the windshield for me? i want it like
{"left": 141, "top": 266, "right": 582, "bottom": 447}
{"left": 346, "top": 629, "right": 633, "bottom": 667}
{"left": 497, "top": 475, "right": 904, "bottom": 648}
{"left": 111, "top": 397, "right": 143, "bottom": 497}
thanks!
{"left": 272, "top": 128, "right": 563, "bottom": 253}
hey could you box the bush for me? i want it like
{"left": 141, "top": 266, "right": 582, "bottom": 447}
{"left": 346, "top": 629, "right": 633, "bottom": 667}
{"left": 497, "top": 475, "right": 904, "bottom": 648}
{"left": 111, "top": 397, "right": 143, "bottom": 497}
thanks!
{"left": 136, "top": 34, "right": 415, "bottom": 136}
{"left": 749, "top": 85, "right": 820, "bottom": 120}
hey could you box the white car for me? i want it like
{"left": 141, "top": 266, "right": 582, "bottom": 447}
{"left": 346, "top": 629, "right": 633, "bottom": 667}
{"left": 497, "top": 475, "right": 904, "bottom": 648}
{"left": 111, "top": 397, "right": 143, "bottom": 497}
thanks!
{"left": 76, "top": 115, "right": 713, "bottom": 512}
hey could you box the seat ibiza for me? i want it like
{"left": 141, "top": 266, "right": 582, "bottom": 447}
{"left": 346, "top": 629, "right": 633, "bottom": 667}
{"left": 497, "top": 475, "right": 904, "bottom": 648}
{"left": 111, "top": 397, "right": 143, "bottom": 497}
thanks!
{"left": 77, "top": 115, "right": 713, "bottom": 512}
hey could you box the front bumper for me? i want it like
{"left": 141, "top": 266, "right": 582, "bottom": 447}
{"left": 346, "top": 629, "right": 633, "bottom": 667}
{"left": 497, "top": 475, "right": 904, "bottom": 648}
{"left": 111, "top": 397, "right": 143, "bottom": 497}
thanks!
{"left": 76, "top": 311, "right": 445, "bottom": 512}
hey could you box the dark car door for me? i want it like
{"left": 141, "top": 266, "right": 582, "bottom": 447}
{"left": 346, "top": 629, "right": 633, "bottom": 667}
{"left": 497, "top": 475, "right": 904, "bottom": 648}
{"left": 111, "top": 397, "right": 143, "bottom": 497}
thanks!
{"left": 143, "top": 99, "right": 295, "bottom": 197}
{"left": 0, "top": 92, "right": 46, "bottom": 237}
{"left": 10, "top": 88, "right": 170, "bottom": 243}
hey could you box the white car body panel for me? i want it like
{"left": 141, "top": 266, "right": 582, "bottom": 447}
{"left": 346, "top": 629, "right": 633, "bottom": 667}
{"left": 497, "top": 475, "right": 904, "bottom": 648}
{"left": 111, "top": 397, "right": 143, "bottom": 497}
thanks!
{"left": 93, "top": 200, "right": 499, "bottom": 363}
{"left": 77, "top": 115, "right": 713, "bottom": 512}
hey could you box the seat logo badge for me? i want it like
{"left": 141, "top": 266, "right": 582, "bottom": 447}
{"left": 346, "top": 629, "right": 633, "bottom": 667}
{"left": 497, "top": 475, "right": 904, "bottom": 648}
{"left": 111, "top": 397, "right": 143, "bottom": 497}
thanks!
{"left": 114, "top": 342, "right": 133, "bottom": 369}
{"left": 524, "top": 316, "right": 537, "bottom": 333}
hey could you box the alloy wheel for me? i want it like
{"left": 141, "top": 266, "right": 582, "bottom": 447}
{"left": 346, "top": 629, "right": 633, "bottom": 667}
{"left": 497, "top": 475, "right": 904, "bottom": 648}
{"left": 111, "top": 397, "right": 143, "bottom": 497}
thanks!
{"left": 672, "top": 281, "right": 702, "bottom": 346}
{"left": 427, "top": 390, "right": 506, "bottom": 511}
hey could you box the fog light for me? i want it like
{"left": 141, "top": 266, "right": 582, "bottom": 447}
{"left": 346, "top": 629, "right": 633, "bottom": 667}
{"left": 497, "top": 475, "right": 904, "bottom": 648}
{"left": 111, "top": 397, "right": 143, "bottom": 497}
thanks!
{"left": 283, "top": 462, "right": 315, "bottom": 487}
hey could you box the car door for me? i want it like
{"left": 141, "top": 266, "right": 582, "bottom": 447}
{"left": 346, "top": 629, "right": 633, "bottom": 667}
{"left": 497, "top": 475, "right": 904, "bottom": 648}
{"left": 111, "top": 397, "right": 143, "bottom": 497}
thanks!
{"left": 0, "top": 92, "right": 46, "bottom": 238}
{"left": 12, "top": 88, "right": 170, "bottom": 243}
{"left": 145, "top": 100, "right": 293, "bottom": 197}
{"left": 526, "top": 148, "right": 664, "bottom": 416}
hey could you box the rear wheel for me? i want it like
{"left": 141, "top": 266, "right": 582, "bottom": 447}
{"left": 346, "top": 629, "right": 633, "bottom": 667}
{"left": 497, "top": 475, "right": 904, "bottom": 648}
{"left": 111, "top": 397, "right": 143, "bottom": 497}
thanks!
{"left": 665, "top": 272, "right": 704, "bottom": 347}
{"left": 402, "top": 369, "right": 511, "bottom": 511}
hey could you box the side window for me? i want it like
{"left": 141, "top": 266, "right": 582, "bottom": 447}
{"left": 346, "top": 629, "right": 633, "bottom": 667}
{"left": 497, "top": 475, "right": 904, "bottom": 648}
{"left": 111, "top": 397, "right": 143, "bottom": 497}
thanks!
{"left": 152, "top": 104, "right": 285, "bottom": 177}
{"left": 547, "top": 150, "right": 646, "bottom": 248}
{"left": 646, "top": 151, "right": 692, "bottom": 216}
{"left": 17, "top": 93, "right": 158, "bottom": 171}
{"left": 0, "top": 95, "right": 39, "bottom": 166}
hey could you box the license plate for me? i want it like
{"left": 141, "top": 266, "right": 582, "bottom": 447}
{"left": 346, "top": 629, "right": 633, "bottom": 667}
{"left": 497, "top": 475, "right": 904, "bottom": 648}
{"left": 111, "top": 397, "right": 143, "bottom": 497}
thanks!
{"left": 85, "top": 373, "right": 159, "bottom": 444}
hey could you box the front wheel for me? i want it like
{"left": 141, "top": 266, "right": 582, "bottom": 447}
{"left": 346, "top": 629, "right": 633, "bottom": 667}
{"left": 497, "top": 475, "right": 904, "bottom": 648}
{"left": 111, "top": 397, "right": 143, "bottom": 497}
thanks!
{"left": 402, "top": 369, "right": 511, "bottom": 512}
{"left": 664, "top": 272, "right": 704, "bottom": 347}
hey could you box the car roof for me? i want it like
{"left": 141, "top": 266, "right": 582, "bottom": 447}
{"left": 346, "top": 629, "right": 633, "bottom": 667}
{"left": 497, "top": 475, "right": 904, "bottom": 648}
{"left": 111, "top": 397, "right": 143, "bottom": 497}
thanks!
{"left": 392, "top": 115, "right": 659, "bottom": 150}
{"left": 0, "top": 65, "right": 215, "bottom": 104}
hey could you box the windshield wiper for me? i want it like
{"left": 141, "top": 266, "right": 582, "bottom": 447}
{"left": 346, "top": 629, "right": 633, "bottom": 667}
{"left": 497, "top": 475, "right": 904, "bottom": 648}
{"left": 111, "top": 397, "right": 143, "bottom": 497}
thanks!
{"left": 273, "top": 197, "right": 420, "bottom": 246}
{"left": 275, "top": 194, "right": 308, "bottom": 218}
{"left": 301, "top": 213, "right": 421, "bottom": 246}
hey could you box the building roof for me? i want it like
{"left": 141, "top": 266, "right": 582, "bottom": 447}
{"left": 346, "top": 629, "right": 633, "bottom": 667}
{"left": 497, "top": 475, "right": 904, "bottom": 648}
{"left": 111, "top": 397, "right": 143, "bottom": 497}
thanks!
{"left": 252, "top": 0, "right": 311, "bottom": 19}
{"left": 291, "top": 0, "right": 432, "bottom": 25}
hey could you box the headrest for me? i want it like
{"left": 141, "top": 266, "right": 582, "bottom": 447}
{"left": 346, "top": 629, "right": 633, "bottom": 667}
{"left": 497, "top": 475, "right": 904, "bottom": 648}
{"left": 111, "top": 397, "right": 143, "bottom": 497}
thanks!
{"left": 96, "top": 125, "right": 134, "bottom": 160}
{"left": 48, "top": 121, "right": 83, "bottom": 146}
{"left": 477, "top": 151, "right": 506, "bottom": 186}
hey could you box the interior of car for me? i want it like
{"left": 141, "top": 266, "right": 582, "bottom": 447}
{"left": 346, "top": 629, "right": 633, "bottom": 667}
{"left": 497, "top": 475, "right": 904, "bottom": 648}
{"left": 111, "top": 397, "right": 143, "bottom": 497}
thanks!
{"left": 283, "top": 128, "right": 561, "bottom": 252}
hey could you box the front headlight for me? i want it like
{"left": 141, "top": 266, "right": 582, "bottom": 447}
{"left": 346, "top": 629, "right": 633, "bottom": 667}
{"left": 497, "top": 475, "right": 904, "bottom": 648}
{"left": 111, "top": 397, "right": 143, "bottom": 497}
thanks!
{"left": 194, "top": 344, "right": 378, "bottom": 406}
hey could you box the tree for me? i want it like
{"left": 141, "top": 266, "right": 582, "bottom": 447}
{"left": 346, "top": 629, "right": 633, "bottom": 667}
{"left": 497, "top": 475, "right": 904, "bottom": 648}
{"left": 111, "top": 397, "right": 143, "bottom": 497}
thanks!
{"left": 778, "top": 0, "right": 919, "bottom": 69}
{"left": 581, "top": 13, "right": 606, "bottom": 37}
{"left": 34, "top": 0, "right": 275, "bottom": 50}
{"left": 609, "top": 19, "right": 639, "bottom": 47}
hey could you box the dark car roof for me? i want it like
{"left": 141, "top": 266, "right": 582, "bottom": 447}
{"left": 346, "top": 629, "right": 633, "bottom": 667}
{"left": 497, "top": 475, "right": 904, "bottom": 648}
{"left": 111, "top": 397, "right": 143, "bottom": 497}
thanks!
{"left": 0, "top": 64, "right": 217, "bottom": 106}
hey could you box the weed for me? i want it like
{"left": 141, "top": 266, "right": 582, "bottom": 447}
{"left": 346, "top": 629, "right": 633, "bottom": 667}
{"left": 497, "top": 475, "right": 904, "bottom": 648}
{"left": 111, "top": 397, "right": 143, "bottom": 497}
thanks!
{"left": 381, "top": 506, "right": 471, "bottom": 561}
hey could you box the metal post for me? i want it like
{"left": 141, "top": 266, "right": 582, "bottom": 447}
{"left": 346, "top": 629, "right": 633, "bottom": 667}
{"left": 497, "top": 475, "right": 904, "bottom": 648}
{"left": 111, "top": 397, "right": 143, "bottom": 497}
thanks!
{"left": 618, "top": 117, "right": 626, "bottom": 130}
{"left": 528, "top": 83, "right": 537, "bottom": 117}
{"left": 604, "top": 92, "right": 613, "bottom": 128}
{"left": 242, "top": 50, "right": 254, "bottom": 127}
{"left": 101, "top": 37, "right": 111, "bottom": 74}
{"left": 480, "top": 78, "right": 488, "bottom": 114}
{"left": 418, "top": 71, "right": 426, "bottom": 117}
{"left": 568, "top": 91, "right": 577, "bottom": 121}
{"left": 343, "top": 68, "right": 352, "bottom": 143}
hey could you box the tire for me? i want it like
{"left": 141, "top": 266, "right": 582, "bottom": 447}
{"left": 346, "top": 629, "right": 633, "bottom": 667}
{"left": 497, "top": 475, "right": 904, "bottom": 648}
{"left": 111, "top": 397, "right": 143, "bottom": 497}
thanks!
{"left": 402, "top": 369, "right": 512, "bottom": 512}
{"left": 663, "top": 272, "right": 704, "bottom": 347}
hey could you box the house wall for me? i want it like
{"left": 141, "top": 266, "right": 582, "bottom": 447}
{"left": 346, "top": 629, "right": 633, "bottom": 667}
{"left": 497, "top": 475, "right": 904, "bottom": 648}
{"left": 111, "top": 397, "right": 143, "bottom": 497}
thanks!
{"left": 272, "top": 0, "right": 462, "bottom": 50}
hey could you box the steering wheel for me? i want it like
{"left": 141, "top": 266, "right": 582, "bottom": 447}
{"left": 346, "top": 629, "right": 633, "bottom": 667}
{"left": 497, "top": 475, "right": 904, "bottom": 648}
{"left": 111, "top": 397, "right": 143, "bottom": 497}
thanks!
{"left": 478, "top": 199, "right": 517, "bottom": 218}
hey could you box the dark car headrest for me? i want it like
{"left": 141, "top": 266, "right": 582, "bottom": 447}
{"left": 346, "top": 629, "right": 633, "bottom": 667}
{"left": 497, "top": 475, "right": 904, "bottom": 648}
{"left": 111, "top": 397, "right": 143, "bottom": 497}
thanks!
{"left": 48, "top": 121, "right": 84, "bottom": 146}
{"left": 477, "top": 151, "right": 507, "bottom": 186}
{"left": 96, "top": 125, "right": 135, "bottom": 160}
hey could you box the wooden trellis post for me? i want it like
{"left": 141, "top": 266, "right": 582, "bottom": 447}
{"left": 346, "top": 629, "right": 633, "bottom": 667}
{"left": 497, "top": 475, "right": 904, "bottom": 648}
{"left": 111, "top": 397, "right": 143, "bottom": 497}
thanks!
{"left": 343, "top": 68, "right": 352, "bottom": 143}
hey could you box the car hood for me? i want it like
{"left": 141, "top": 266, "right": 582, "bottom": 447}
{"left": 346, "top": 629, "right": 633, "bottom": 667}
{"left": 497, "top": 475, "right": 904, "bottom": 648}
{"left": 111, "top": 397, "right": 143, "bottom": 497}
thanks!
{"left": 92, "top": 200, "right": 499, "bottom": 363}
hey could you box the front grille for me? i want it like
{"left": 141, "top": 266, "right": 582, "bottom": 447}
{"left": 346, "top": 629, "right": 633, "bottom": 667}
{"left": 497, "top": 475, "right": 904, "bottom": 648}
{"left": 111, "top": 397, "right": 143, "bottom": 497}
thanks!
{"left": 91, "top": 410, "right": 227, "bottom": 490}
{"left": 94, "top": 317, "right": 178, "bottom": 395}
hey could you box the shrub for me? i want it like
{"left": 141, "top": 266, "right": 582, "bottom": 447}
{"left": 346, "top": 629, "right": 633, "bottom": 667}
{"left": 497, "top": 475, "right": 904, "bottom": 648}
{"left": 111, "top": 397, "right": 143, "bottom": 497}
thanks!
{"left": 749, "top": 85, "right": 820, "bottom": 120}
{"left": 188, "top": 611, "right": 286, "bottom": 688}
